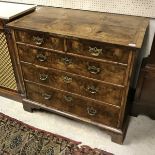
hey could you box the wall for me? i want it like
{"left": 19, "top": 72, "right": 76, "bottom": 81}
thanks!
{"left": 146, "top": 19, "right": 155, "bottom": 56}
{"left": 132, "top": 19, "right": 155, "bottom": 88}
{"left": 1, "top": 0, "right": 155, "bottom": 17}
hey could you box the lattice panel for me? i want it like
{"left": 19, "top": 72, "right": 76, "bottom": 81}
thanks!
{"left": 2, "top": 0, "right": 155, "bottom": 17}
{"left": 0, "top": 31, "right": 17, "bottom": 90}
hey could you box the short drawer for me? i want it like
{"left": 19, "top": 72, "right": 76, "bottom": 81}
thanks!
{"left": 15, "top": 29, "right": 64, "bottom": 51}
{"left": 67, "top": 39, "right": 130, "bottom": 64}
{"left": 25, "top": 81, "right": 120, "bottom": 128}
{"left": 18, "top": 45, "right": 127, "bottom": 85}
{"left": 21, "top": 62, "right": 123, "bottom": 106}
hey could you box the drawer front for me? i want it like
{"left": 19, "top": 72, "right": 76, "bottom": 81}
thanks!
{"left": 25, "top": 82, "right": 120, "bottom": 127}
{"left": 67, "top": 39, "right": 130, "bottom": 64}
{"left": 15, "top": 30, "right": 64, "bottom": 51}
{"left": 21, "top": 62, "right": 123, "bottom": 106}
{"left": 18, "top": 45, "right": 127, "bottom": 85}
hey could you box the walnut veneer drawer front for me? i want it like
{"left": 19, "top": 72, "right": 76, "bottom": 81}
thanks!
{"left": 15, "top": 30, "right": 64, "bottom": 51}
{"left": 25, "top": 81, "right": 120, "bottom": 127}
{"left": 21, "top": 62, "right": 123, "bottom": 106}
{"left": 18, "top": 44, "right": 127, "bottom": 85}
{"left": 67, "top": 39, "right": 130, "bottom": 64}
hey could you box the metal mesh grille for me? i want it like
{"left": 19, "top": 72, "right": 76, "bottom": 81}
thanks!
{"left": 0, "top": 31, "right": 17, "bottom": 90}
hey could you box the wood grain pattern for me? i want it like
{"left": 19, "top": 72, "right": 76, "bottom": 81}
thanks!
{"left": 25, "top": 81, "right": 120, "bottom": 128}
{"left": 18, "top": 44, "right": 127, "bottom": 85}
{"left": 21, "top": 62, "right": 123, "bottom": 106}
{"left": 15, "top": 30, "right": 64, "bottom": 51}
{"left": 67, "top": 39, "right": 130, "bottom": 64}
{"left": 8, "top": 7, "right": 149, "bottom": 48}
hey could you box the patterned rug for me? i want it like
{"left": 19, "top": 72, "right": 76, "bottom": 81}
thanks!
{"left": 0, "top": 112, "right": 113, "bottom": 155}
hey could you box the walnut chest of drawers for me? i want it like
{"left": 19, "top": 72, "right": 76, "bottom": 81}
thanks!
{"left": 8, "top": 7, "right": 149, "bottom": 144}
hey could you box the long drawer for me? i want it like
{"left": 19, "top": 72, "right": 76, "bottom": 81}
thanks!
{"left": 18, "top": 44, "right": 127, "bottom": 85}
{"left": 21, "top": 62, "right": 123, "bottom": 106}
{"left": 25, "top": 81, "right": 120, "bottom": 128}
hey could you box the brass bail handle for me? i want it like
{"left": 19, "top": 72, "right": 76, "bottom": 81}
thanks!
{"left": 36, "top": 53, "right": 47, "bottom": 62}
{"left": 42, "top": 93, "right": 52, "bottom": 100}
{"left": 87, "top": 107, "right": 97, "bottom": 116}
{"left": 89, "top": 46, "right": 102, "bottom": 56}
{"left": 86, "top": 85, "right": 98, "bottom": 94}
{"left": 63, "top": 76, "right": 72, "bottom": 83}
{"left": 61, "top": 57, "right": 72, "bottom": 65}
{"left": 33, "top": 36, "right": 44, "bottom": 45}
{"left": 87, "top": 65, "right": 101, "bottom": 74}
{"left": 39, "top": 73, "right": 48, "bottom": 81}
{"left": 64, "top": 95, "right": 73, "bottom": 102}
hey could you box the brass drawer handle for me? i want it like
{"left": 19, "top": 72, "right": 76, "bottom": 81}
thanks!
{"left": 86, "top": 85, "right": 98, "bottom": 94}
{"left": 64, "top": 95, "right": 73, "bottom": 102}
{"left": 36, "top": 53, "right": 47, "bottom": 62}
{"left": 33, "top": 36, "right": 44, "bottom": 45}
{"left": 61, "top": 57, "right": 72, "bottom": 65}
{"left": 42, "top": 93, "right": 52, "bottom": 100}
{"left": 87, "top": 107, "right": 97, "bottom": 116}
{"left": 63, "top": 76, "right": 72, "bottom": 84}
{"left": 87, "top": 65, "right": 101, "bottom": 74}
{"left": 89, "top": 46, "right": 102, "bottom": 56}
{"left": 39, "top": 73, "right": 48, "bottom": 81}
